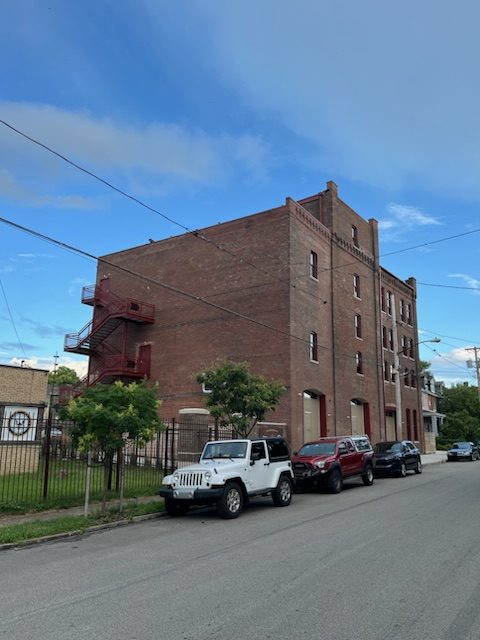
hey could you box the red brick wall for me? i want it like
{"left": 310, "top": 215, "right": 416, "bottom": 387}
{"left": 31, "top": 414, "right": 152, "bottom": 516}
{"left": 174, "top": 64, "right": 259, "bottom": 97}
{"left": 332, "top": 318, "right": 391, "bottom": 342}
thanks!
{"left": 84, "top": 183, "right": 423, "bottom": 451}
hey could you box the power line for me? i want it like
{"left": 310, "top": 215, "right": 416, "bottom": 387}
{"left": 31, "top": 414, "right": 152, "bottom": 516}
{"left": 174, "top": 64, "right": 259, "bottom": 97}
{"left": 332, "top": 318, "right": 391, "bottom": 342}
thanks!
{"left": 5, "top": 118, "right": 480, "bottom": 300}
{"left": 0, "top": 278, "right": 29, "bottom": 361}
{"left": 0, "top": 118, "right": 316, "bottom": 299}
{"left": 417, "top": 282, "right": 480, "bottom": 291}
{"left": 0, "top": 213, "right": 400, "bottom": 371}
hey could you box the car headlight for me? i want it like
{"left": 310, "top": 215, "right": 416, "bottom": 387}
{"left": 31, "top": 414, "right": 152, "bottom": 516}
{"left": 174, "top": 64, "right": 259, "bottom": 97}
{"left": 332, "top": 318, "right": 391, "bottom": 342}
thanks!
{"left": 173, "top": 472, "right": 179, "bottom": 482}
{"left": 315, "top": 460, "right": 326, "bottom": 469}
{"left": 204, "top": 471, "right": 212, "bottom": 481}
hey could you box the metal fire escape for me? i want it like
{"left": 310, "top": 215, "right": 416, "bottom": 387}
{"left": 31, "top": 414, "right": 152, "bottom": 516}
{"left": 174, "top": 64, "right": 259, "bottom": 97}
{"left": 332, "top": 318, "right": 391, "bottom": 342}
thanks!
{"left": 64, "top": 279, "right": 154, "bottom": 387}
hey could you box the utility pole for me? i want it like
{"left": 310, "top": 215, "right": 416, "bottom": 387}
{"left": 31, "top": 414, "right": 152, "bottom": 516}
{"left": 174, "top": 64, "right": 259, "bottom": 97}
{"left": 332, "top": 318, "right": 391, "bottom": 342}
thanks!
{"left": 466, "top": 347, "right": 480, "bottom": 401}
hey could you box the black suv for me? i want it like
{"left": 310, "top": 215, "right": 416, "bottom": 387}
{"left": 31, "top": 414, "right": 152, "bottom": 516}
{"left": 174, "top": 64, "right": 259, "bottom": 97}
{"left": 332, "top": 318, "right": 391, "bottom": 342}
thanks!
{"left": 374, "top": 440, "right": 422, "bottom": 477}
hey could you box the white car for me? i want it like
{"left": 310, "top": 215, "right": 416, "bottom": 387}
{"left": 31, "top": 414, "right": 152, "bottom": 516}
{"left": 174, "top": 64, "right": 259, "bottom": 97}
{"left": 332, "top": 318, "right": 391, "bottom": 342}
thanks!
{"left": 159, "top": 438, "right": 294, "bottom": 518}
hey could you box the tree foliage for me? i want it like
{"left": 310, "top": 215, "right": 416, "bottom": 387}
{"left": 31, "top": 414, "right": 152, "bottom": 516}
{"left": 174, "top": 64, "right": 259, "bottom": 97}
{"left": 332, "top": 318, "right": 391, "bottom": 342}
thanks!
{"left": 438, "top": 383, "right": 480, "bottom": 446}
{"left": 48, "top": 366, "right": 80, "bottom": 385}
{"left": 61, "top": 380, "right": 163, "bottom": 509}
{"left": 196, "top": 360, "right": 284, "bottom": 438}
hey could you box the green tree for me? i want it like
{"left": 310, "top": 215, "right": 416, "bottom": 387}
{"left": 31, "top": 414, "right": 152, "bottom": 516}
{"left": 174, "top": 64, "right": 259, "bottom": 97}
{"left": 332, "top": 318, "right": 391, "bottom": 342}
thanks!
{"left": 61, "top": 380, "right": 164, "bottom": 510}
{"left": 438, "top": 383, "right": 480, "bottom": 446}
{"left": 48, "top": 366, "right": 80, "bottom": 385}
{"left": 196, "top": 360, "right": 284, "bottom": 438}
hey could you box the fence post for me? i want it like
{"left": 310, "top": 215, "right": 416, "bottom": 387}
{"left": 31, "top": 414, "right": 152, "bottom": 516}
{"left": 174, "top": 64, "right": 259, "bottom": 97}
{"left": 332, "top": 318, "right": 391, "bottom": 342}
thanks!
{"left": 42, "top": 421, "right": 52, "bottom": 500}
{"left": 164, "top": 422, "right": 169, "bottom": 474}
{"left": 170, "top": 417, "right": 176, "bottom": 473}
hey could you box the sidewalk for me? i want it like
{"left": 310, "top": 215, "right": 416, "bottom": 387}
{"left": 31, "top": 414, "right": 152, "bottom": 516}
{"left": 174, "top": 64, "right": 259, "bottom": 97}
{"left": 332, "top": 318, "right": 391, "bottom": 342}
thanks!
{"left": 421, "top": 451, "right": 446, "bottom": 466}
{"left": 0, "top": 495, "right": 163, "bottom": 529}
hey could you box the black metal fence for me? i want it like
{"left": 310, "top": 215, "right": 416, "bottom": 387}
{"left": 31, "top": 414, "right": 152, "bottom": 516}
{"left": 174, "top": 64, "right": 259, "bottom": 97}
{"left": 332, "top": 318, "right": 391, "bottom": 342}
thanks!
{"left": 0, "top": 418, "right": 234, "bottom": 513}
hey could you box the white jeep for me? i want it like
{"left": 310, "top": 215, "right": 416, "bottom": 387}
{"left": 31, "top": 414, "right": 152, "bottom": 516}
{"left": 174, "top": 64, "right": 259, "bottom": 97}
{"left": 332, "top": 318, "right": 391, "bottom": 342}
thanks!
{"left": 159, "top": 437, "right": 294, "bottom": 519}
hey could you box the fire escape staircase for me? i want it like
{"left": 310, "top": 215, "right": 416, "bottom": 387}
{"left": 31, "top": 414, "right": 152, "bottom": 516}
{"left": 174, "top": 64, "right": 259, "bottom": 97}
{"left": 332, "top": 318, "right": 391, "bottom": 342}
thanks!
{"left": 64, "top": 282, "right": 155, "bottom": 388}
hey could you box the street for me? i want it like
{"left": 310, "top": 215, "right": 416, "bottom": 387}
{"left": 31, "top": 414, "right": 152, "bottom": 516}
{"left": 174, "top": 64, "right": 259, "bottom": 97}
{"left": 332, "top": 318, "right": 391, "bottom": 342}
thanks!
{"left": 1, "top": 462, "right": 480, "bottom": 640}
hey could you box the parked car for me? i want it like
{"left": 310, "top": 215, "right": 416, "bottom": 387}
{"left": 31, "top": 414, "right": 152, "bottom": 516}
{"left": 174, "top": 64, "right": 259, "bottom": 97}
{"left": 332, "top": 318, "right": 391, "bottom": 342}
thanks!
{"left": 447, "top": 442, "right": 479, "bottom": 462}
{"left": 292, "top": 435, "right": 375, "bottom": 493}
{"left": 159, "top": 437, "right": 294, "bottom": 519}
{"left": 374, "top": 440, "right": 422, "bottom": 477}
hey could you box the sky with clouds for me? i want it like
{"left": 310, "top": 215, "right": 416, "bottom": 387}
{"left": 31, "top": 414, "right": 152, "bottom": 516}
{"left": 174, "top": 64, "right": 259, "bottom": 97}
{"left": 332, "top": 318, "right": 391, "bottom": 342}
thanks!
{"left": 1, "top": 0, "right": 479, "bottom": 384}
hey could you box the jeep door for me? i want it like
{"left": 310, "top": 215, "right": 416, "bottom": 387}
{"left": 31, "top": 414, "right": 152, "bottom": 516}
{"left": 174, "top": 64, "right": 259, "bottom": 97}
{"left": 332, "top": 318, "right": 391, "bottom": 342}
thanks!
{"left": 248, "top": 441, "right": 274, "bottom": 492}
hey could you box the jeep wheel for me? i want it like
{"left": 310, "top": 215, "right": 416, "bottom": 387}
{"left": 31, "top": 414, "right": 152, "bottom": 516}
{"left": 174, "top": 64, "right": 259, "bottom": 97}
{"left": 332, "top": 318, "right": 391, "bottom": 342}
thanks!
{"left": 327, "top": 469, "right": 343, "bottom": 494}
{"left": 272, "top": 476, "right": 293, "bottom": 507}
{"left": 415, "top": 459, "right": 422, "bottom": 474}
{"left": 164, "top": 498, "right": 189, "bottom": 517}
{"left": 398, "top": 461, "right": 407, "bottom": 477}
{"left": 217, "top": 482, "right": 243, "bottom": 519}
{"left": 362, "top": 464, "right": 374, "bottom": 486}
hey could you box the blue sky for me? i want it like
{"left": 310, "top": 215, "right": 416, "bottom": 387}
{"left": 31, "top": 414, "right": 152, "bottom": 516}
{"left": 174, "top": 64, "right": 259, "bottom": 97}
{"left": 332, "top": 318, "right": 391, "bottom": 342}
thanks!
{"left": 1, "top": 0, "right": 479, "bottom": 385}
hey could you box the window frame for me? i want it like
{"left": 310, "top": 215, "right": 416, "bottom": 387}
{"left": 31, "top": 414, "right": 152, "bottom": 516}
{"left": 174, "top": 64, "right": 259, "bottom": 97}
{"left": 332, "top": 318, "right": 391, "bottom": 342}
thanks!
{"left": 309, "top": 250, "right": 318, "bottom": 280}
{"left": 309, "top": 331, "right": 318, "bottom": 362}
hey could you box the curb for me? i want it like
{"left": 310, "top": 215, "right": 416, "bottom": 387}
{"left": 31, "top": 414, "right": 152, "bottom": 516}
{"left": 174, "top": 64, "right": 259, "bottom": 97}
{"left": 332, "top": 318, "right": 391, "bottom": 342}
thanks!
{"left": 0, "top": 511, "right": 165, "bottom": 552}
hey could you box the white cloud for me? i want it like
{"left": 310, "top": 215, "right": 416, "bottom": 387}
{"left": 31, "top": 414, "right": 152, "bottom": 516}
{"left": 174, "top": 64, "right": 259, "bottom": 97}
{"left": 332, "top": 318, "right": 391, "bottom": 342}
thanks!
{"left": 171, "top": 0, "right": 480, "bottom": 197}
{"left": 448, "top": 273, "right": 480, "bottom": 294}
{"left": 379, "top": 203, "right": 441, "bottom": 240}
{"left": 9, "top": 355, "right": 88, "bottom": 378}
{"left": 0, "top": 169, "right": 97, "bottom": 209}
{"left": 0, "top": 101, "right": 271, "bottom": 190}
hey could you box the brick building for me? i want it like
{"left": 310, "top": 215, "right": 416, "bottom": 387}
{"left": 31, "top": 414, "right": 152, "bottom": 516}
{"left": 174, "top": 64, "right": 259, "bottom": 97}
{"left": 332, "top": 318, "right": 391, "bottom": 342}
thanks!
{"left": 65, "top": 181, "right": 423, "bottom": 450}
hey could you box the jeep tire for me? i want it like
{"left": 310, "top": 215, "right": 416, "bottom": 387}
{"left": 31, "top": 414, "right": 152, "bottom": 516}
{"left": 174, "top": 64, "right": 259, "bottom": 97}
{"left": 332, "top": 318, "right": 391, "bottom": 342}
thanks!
{"left": 272, "top": 475, "right": 293, "bottom": 507}
{"left": 327, "top": 468, "right": 343, "bottom": 494}
{"left": 217, "top": 482, "right": 243, "bottom": 519}
{"left": 362, "top": 464, "right": 374, "bottom": 486}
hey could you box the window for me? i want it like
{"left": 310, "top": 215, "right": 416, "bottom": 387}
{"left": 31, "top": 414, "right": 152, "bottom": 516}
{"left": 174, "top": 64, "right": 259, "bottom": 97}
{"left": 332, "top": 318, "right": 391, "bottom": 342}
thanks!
{"left": 413, "top": 409, "right": 418, "bottom": 440}
{"left": 404, "top": 368, "right": 410, "bottom": 387}
{"left": 266, "top": 439, "right": 290, "bottom": 462}
{"left": 401, "top": 335, "right": 407, "bottom": 356}
{"left": 384, "top": 360, "right": 390, "bottom": 381}
{"left": 410, "top": 370, "right": 417, "bottom": 388}
{"left": 353, "top": 274, "right": 361, "bottom": 298}
{"left": 356, "top": 351, "right": 363, "bottom": 374}
{"left": 406, "top": 303, "right": 412, "bottom": 325}
{"left": 400, "top": 299, "right": 405, "bottom": 322}
{"left": 386, "top": 290, "right": 393, "bottom": 315}
{"left": 409, "top": 338, "right": 414, "bottom": 358}
{"left": 352, "top": 225, "right": 359, "bottom": 247}
{"left": 309, "top": 250, "right": 318, "bottom": 280}
{"left": 381, "top": 287, "right": 386, "bottom": 312}
{"left": 251, "top": 441, "right": 267, "bottom": 461}
{"left": 309, "top": 331, "right": 318, "bottom": 362}
{"left": 388, "top": 328, "right": 394, "bottom": 351}
{"left": 382, "top": 326, "right": 388, "bottom": 349}
{"left": 355, "top": 314, "right": 362, "bottom": 338}
{"left": 390, "top": 363, "right": 396, "bottom": 383}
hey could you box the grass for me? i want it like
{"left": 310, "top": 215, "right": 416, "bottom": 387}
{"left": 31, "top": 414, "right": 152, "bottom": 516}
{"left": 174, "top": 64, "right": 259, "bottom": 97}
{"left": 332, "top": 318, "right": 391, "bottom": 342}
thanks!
{"left": 0, "top": 457, "right": 164, "bottom": 515}
{"left": 0, "top": 501, "right": 164, "bottom": 546}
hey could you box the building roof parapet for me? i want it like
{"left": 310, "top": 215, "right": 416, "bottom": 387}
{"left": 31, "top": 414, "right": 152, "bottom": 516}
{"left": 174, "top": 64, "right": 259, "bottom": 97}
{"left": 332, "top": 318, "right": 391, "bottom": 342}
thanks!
{"left": 380, "top": 267, "right": 416, "bottom": 295}
{"left": 285, "top": 197, "right": 331, "bottom": 242}
{"left": 333, "top": 233, "right": 375, "bottom": 268}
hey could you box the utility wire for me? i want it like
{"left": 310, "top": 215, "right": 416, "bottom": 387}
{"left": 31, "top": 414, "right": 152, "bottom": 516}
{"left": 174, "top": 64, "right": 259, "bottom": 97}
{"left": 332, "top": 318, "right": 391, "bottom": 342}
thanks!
{"left": 0, "top": 213, "right": 396, "bottom": 370}
{"left": 5, "top": 118, "right": 479, "bottom": 298}
{"left": 0, "top": 278, "right": 29, "bottom": 360}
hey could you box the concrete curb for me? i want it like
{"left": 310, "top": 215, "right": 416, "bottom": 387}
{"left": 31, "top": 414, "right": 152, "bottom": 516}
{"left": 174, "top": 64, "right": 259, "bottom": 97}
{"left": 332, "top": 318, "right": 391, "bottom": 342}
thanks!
{"left": 0, "top": 511, "right": 165, "bottom": 552}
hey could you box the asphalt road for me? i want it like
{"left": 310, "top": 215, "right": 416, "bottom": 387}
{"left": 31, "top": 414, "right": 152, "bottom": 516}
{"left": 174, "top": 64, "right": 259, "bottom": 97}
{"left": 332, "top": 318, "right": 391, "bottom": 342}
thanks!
{"left": 1, "top": 462, "right": 480, "bottom": 640}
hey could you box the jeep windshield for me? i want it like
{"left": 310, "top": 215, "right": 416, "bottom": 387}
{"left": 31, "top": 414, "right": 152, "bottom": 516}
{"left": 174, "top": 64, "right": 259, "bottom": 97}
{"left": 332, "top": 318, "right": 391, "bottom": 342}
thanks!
{"left": 202, "top": 442, "right": 248, "bottom": 459}
{"left": 297, "top": 442, "right": 336, "bottom": 456}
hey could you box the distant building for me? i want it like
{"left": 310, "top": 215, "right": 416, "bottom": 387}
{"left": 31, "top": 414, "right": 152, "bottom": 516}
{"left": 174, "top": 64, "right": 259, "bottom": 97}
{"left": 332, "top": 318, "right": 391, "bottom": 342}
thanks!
{"left": 65, "top": 181, "right": 423, "bottom": 450}
{"left": 0, "top": 363, "right": 49, "bottom": 475}
{"left": 421, "top": 372, "right": 445, "bottom": 453}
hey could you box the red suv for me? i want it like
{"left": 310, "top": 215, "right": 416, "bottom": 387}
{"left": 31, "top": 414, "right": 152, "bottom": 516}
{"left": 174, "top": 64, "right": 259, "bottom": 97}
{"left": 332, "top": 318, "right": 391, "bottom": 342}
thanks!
{"left": 292, "top": 436, "right": 375, "bottom": 493}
